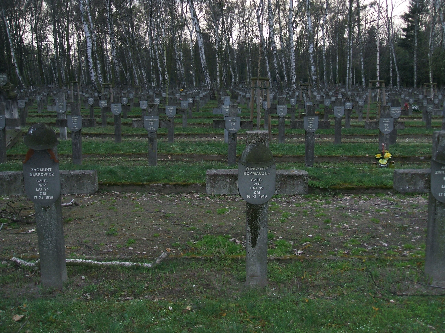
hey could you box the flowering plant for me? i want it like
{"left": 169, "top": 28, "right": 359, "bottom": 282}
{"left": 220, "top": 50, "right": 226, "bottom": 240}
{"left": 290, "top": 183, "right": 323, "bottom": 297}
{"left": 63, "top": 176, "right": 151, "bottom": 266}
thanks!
{"left": 375, "top": 144, "right": 393, "bottom": 167}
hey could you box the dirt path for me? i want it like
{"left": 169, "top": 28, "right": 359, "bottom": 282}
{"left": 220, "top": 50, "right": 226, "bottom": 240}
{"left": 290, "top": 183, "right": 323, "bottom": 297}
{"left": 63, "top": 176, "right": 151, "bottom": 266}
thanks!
{"left": 0, "top": 190, "right": 428, "bottom": 263}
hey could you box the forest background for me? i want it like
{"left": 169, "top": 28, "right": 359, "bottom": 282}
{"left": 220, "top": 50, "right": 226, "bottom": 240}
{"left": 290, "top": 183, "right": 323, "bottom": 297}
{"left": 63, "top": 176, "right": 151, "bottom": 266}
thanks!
{"left": 0, "top": 0, "right": 443, "bottom": 92}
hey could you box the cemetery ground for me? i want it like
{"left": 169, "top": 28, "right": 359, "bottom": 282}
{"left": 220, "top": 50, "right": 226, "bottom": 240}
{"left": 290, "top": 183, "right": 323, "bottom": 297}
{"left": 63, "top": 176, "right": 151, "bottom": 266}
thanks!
{"left": 1, "top": 99, "right": 445, "bottom": 331}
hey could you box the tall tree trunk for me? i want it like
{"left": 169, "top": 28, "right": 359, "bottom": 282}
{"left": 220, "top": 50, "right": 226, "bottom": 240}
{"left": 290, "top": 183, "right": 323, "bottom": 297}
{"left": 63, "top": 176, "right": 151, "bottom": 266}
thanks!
{"left": 210, "top": 8, "right": 222, "bottom": 90}
{"left": 85, "top": 0, "right": 103, "bottom": 84}
{"left": 2, "top": 9, "right": 24, "bottom": 86}
{"left": 376, "top": 0, "right": 381, "bottom": 82}
{"left": 256, "top": 0, "right": 271, "bottom": 85}
{"left": 79, "top": 0, "right": 97, "bottom": 88}
{"left": 175, "top": 31, "right": 185, "bottom": 87}
{"left": 267, "top": 0, "right": 280, "bottom": 86}
{"left": 188, "top": 0, "right": 211, "bottom": 88}
{"left": 187, "top": 25, "right": 196, "bottom": 87}
{"left": 306, "top": 0, "right": 316, "bottom": 86}
{"left": 346, "top": 0, "right": 353, "bottom": 90}
{"left": 386, "top": 0, "right": 400, "bottom": 89}
{"left": 106, "top": 0, "right": 119, "bottom": 84}
{"left": 321, "top": 0, "right": 328, "bottom": 87}
{"left": 288, "top": 0, "right": 296, "bottom": 89}
{"left": 357, "top": 0, "right": 365, "bottom": 88}
{"left": 413, "top": 0, "right": 418, "bottom": 88}
{"left": 428, "top": 0, "right": 436, "bottom": 97}
{"left": 277, "top": 1, "right": 288, "bottom": 85}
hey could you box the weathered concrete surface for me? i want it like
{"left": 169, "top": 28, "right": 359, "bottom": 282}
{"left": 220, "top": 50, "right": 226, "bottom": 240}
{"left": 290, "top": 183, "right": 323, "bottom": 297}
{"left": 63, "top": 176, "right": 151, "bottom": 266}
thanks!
{"left": 0, "top": 170, "right": 98, "bottom": 196}
{"left": 206, "top": 169, "right": 308, "bottom": 196}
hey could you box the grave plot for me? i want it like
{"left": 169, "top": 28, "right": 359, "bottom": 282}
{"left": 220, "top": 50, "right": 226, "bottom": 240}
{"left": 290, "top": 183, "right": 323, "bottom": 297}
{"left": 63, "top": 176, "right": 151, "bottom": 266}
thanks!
{"left": 1, "top": 90, "right": 438, "bottom": 190}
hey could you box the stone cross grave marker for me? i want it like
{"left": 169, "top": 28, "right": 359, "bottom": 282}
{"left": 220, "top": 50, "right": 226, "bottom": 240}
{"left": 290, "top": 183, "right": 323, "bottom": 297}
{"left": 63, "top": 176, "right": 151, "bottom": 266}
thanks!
{"left": 225, "top": 104, "right": 240, "bottom": 166}
{"left": 238, "top": 131, "right": 276, "bottom": 287}
{"left": 67, "top": 111, "right": 82, "bottom": 165}
{"left": 180, "top": 100, "right": 189, "bottom": 127}
{"left": 333, "top": 105, "right": 344, "bottom": 145}
{"left": 144, "top": 114, "right": 159, "bottom": 166}
{"left": 277, "top": 105, "right": 287, "bottom": 143}
{"left": 379, "top": 110, "right": 394, "bottom": 150}
{"left": 56, "top": 97, "right": 67, "bottom": 140}
{"left": 22, "top": 123, "right": 67, "bottom": 289}
{"left": 344, "top": 101, "right": 353, "bottom": 128}
{"left": 165, "top": 105, "right": 176, "bottom": 143}
{"left": 304, "top": 103, "right": 318, "bottom": 167}
{"left": 111, "top": 103, "right": 122, "bottom": 143}
{"left": 426, "top": 131, "right": 445, "bottom": 286}
{"left": 17, "top": 99, "right": 27, "bottom": 126}
{"left": 390, "top": 105, "right": 402, "bottom": 145}
{"left": 99, "top": 99, "right": 108, "bottom": 127}
{"left": 87, "top": 97, "right": 95, "bottom": 118}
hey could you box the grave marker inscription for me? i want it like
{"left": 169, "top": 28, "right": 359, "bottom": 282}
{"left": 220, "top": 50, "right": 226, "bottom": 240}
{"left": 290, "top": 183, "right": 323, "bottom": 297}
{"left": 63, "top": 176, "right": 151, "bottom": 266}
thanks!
{"left": 238, "top": 131, "right": 275, "bottom": 287}
{"left": 22, "top": 124, "right": 66, "bottom": 288}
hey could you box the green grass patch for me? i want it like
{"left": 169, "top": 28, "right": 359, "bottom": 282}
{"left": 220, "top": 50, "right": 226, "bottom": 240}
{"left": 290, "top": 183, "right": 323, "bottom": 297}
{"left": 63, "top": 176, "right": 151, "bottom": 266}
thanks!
{"left": 1, "top": 257, "right": 443, "bottom": 332}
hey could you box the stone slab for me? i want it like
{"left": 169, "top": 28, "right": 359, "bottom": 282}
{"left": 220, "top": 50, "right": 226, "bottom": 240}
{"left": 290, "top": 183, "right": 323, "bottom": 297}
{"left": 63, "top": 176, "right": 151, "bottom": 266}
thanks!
{"left": 0, "top": 170, "right": 98, "bottom": 196}
{"left": 393, "top": 169, "right": 430, "bottom": 193}
{"left": 206, "top": 169, "right": 308, "bottom": 195}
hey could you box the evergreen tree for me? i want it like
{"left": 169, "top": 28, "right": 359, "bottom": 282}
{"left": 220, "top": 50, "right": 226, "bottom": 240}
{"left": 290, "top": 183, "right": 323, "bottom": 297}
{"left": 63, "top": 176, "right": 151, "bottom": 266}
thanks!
{"left": 399, "top": 0, "right": 429, "bottom": 87}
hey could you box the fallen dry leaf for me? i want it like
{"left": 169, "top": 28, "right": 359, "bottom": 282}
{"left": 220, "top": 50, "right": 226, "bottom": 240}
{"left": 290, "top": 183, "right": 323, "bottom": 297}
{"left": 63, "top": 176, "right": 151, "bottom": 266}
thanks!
{"left": 12, "top": 314, "right": 24, "bottom": 322}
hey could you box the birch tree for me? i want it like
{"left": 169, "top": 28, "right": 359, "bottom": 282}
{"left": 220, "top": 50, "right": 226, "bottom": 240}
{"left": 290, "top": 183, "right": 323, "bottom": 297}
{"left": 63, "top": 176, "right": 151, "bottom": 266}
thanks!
{"left": 320, "top": 0, "right": 328, "bottom": 86}
{"left": 267, "top": 0, "right": 281, "bottom": 86}
{"left": 385, "top": 0, "right": 400, "bottom": 88}
{"left": 1, "top": 8, "right": 25, "bottom": 86}
{"left": 276, "top": 1, "right": 288, "bottom": 85}
{"left": 306, "top": 0, "right": 316, "bottom": 86}
{"left": 356, "top": 0, "right": 365, "bottom": 88}
{"left": 106, "top": 0, "right": 120, "bottom": 84}
{"left": 346, "top": 0, "right": 353, "bottom": 90}
{"left": 288, "top": 0, "right": 296, "bottom": 89}
{"left": 188, "top": 0, "right": 211, "bottom": 88}
{"left": 256, "top": 0, "right": 271, "bottom": 85}
{"left": 78, "top": 0, "right": 97, "bottom": 87}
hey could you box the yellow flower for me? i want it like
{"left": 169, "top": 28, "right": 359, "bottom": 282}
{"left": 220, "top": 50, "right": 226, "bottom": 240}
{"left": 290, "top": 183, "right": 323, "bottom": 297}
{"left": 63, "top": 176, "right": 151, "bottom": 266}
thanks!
{"left": 375, "top": 153, "right": 382, "bottom": 159}
{"left": 384, "top": 152, "right": 391, "bottom": 159}
{"left": 379, "top": 158, "right": 387, "bottom": 165}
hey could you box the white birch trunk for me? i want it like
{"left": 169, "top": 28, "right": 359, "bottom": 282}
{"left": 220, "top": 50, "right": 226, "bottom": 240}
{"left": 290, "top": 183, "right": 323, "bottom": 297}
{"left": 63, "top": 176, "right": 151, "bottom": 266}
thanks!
{"left": 187, "top": 24, "right": 196, "bottom": 87}
{"left": 175, "top": 32, "right": 185, "bottom": 86}
{"left": 439, "top": 0, "right": 445, "bottom": 43}
{"left": 346, "top": 0, "right": 354, "bottom": 90}
{"left": 1, "top": 9, "right": 25, "bottom": 86}
{"left": 211, "top": 12, "right": 221, "bottom": 90}
{"left": 428, "top": 0, "right": 436, "bottom": 97}
{"left": 321, "top": 0, "right": 328, "bottom": 86}
{"left": 288, "top": 0, "right": 296, "bottom": 89}
{"left": 357, "top": 0, "right": 365, "bottom": 88}
{"left": 268, "top": 0, "right": 280, "bottom": 86}
{"left": 336, "top": 32, "right": 339, "bottom": 84}
{"left": 306, "top": 0, "right": 316, "bottom": 86}
{"left": 256, "top": 0, "right": 271, "bottom": 85}
{"left": 226, "top": 23, "right": 236, "bottom": 88}
{"left": 188, "top": 0, "right": 211, "bottom": 88}
{"left": 106, "top": 0, "right": 119, "bottom": 83}
{"left": 78, "top": 0, "right": 96, "bottom": 87}
{"left": 85, "top": 0, "right": 103, "bottom": 85}
{"left": 386, "top": 0, "right": 400, "bottom": 89}
{"left": 150, "top": 14, "right": 163, "bottom": 86}
{"left": 160, "top": 13, "right": 168, "bottom": 89}
{"left": 277, "top": 3, "right": 288, "bottom": 85}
